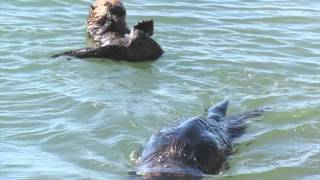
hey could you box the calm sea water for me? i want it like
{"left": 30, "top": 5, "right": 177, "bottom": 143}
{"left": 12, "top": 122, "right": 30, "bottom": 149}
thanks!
{"left": 1, "top": 0, "right": 320, "bottom": 179}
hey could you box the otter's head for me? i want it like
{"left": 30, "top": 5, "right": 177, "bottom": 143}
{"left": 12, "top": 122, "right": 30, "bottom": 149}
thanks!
{"left": 104, "top": 0, "right": 129, "bottom": 34}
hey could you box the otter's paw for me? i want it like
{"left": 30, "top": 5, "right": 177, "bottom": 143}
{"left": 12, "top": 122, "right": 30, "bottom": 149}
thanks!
{"left": 133, "top": 19, "right": 154, "bottom": 37}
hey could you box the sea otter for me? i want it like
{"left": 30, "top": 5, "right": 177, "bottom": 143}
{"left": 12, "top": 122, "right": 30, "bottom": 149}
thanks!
{"left": 53, "top": 0, "right": 163, "bottom": 61}
{"left": 130, "top": 100, "right": 264, "bottom": 179}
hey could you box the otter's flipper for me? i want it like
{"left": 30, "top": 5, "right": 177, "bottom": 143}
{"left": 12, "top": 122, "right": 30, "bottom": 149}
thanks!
{"left": 207, "top": 100, "right": 229, "bottom": 121}
{"left": 133, "top": 20, "right": 154, "bottom": 37}
{"left": 52, "top": 45, "right": 129, "bottom": 60}
{"left": 223, "top": 108, "right": 264, "bottom": 139}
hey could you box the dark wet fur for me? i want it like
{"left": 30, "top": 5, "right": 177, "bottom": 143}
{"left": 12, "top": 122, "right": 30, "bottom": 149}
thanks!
{"left": 130, "top": 100, "right": 264, "bottom": 179}
{"left": 129, "top": 172, "right": 202, "bottom": 180}
{"left": 52, "top": 21, "right": 163, "bottom": 61}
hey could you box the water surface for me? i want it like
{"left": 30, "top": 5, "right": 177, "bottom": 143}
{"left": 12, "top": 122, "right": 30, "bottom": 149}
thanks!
{"left": 1, "top": 0, "right": 320, "bottom": 179}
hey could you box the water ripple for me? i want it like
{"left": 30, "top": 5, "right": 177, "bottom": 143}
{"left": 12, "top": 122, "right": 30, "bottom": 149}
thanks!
{"left": 1, "top": 0, "right": 320, "bottom": 179}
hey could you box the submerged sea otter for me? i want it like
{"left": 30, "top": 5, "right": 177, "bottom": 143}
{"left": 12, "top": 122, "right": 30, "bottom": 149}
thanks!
{"left": 53, "top": 0, "right": 163, "bottom": 61}
{"left": 130, "top": 100, "right": 264, "bottom": 180}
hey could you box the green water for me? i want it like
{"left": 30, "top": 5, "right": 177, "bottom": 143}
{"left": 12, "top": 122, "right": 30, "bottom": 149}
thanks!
{"left": 1, "top": 0, "right": 320, "bottom": 179}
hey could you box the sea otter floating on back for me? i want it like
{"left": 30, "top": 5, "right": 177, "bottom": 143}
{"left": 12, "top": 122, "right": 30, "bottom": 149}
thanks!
{"left": 53, "top": 0, "right": 163, "bottom": 61}
{"left": 130, "top": 100, "right": 264, "bottom": 179}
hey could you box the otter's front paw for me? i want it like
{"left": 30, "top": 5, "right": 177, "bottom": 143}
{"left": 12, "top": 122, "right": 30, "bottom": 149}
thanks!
{"left": 133, "top": 19, "right": 154, "bottom": 37}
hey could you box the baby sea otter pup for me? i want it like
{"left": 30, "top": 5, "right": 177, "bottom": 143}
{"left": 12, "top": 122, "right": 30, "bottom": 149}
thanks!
{"left": 130, "top": 100, "right": 264, "bottom": 180}
{"left": 53, "top": 0, "right": 163, "bottom": 61}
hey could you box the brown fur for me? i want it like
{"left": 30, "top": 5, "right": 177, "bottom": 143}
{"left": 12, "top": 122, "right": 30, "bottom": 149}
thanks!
{"left": 87, "top": 0, "right": 126, "bottom": 41}
{"left": 52, "top": 0, "right": 163, "bottom": 61}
